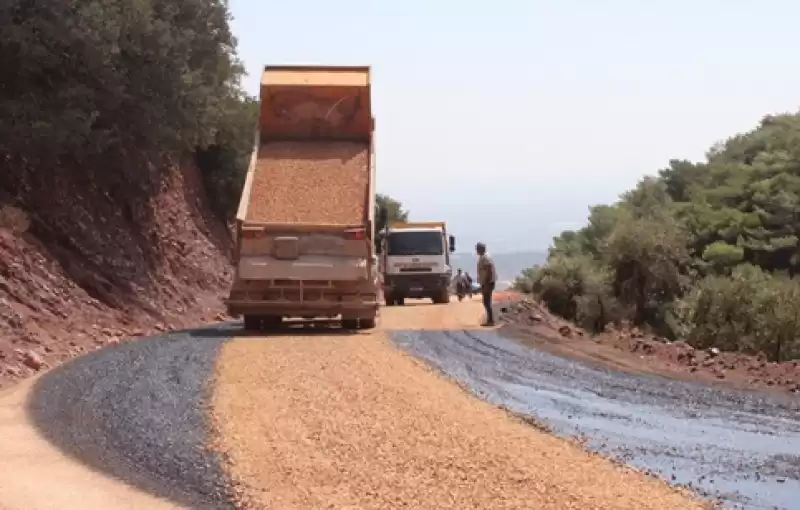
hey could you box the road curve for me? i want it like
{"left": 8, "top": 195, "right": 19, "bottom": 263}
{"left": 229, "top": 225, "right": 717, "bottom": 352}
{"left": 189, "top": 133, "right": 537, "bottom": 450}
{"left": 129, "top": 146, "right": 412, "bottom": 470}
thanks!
{"left": 0, "top": 377, "right": 180, "bottom": 510}
{"left": 5, "top": 327, "right": 237, "bottom": 510}
{"left": 5, "top": 298, "right": 784, "bottom": 509}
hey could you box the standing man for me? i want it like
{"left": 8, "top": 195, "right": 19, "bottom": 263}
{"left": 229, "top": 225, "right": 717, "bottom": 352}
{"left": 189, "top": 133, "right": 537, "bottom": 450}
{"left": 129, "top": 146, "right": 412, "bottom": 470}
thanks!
{"left": 475, "top": 242, "right": 497, "bottom": 326}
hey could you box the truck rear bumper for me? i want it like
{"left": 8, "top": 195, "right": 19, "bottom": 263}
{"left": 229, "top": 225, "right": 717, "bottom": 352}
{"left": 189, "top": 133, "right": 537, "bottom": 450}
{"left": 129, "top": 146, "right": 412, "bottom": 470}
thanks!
{"left": 383, "top": 274, "right": 450, "bottom": 297}
{"left": 225, "top": 299, "right": 379, "bottom": 318}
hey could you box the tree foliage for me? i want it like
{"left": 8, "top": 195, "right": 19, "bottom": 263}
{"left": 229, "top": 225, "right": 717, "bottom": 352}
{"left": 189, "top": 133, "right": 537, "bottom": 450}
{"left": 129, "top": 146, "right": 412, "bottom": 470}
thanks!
{"left": 375, "top": 194, "right": 409, "bottom": 231}
{"left": 374, "top": 194, "right": 409, "bottom": 251}
{"left": 516, "top": 113, "right": 800, "bottom": 360}
{"left": 0, "top": 0, "right": 254, "bottom": 217}
{"left": 195, "top": 93, "right": 258, "bottom": 218}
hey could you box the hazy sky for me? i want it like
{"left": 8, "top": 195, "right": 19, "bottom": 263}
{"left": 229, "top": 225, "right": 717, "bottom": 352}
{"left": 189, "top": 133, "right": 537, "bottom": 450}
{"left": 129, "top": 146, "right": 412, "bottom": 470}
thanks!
{"left": 228, "top": 0, "right": 800, "bottom": 253}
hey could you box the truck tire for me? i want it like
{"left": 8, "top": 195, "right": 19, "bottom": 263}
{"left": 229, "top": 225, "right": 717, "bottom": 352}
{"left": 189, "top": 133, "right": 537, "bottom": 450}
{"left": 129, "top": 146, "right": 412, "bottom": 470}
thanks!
{"left": 432, "top": 290, "right": 450, "bottom": 304}
{"left": 243, "top": 315, "right": 261, "bottom": 331}
{"left": 358, "top": 317, "right": 377, "bottom": 329}
{"left": 397, "top": 297, "right": 405, "bottom": 306}
{"left": 262, "top": 315, "right": 282, "bottom": 329}
{"left": 384, "top": 293, "right": 396, "bottom": 306}
{"left": 341, "top": 318, "right": 359, "bottom": 330}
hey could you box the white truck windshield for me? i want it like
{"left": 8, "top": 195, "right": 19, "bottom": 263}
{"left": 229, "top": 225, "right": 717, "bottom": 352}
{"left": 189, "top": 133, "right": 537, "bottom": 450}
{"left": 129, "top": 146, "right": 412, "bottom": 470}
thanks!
{"left": 387, "top": 231, "right": 443, "bottom": 256}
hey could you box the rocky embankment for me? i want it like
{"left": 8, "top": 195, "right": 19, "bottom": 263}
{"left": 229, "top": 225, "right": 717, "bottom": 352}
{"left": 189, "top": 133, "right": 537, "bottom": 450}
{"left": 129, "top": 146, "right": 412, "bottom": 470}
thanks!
{"left": 0, "top": 162, "right": 234, "bottom": 389}
{"left": 500, "top": 297, "right": 800, "bottom": 393}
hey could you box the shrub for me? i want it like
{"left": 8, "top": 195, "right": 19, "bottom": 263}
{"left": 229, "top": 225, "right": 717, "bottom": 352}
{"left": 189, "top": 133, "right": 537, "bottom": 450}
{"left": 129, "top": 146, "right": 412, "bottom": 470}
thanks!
{"left": 515, "top": 256, "right": 621, "bottom": 332}
{"left": 670, "top": 264, "right": 800, "bottom": 361}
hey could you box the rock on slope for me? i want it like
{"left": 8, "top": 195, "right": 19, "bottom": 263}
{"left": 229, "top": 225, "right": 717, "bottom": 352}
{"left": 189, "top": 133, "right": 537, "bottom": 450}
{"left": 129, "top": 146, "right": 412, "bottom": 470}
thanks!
{"left": 0, "top": 161, "right": 234, "bottom": 388}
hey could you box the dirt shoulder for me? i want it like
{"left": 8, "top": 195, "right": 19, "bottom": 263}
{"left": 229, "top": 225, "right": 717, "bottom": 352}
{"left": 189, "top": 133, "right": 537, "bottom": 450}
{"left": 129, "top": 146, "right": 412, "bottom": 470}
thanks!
{"left": 498, "top": 295, "right": 800, "bottom": 394}
{"left": 0, "top": 377, "right": 183, "bottom": 510}
{"left": 209, "top": 301, "right": 708, "bottom": 510}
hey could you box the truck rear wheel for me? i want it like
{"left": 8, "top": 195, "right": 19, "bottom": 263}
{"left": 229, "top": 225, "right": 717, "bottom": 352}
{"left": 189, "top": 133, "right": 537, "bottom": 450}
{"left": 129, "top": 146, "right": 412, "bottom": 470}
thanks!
{"left": 341, "top": 318, "right": 359, "bottom": 330}
{"left": 243, "top": 315, "right": 261, "bottom": 331}
{"left": 358, "top": 317, "right": 377, "bottom": 329}
{"left": 432, "top": 290, "right": 450, "bottom": 304}
{"left": 262, "top": 315, "right": 282, "bottom": 329}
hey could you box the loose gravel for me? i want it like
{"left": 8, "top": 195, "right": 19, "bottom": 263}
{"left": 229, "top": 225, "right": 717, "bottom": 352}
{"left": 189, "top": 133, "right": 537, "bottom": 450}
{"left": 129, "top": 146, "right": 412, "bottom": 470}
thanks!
{"left": 209, "top": 328, "right": 706, "bottom": 510}
{"left": 27, "top": 325, "right": 238, "bottom": 510}
{"left": 246, "top": 141, "right": 369, "bottom": 225}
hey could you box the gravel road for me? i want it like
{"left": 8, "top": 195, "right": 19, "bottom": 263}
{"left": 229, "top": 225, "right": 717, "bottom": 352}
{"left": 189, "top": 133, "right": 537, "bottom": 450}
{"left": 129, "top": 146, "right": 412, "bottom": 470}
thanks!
{"left": 209, "top": 306, "right": 704, "bottom": 510}
{"left": 391, "top": 325, "right": 800, "bottom": 510}
{"left": 15, "top": 298, "right": 796, "bottom": 510}
{"left": 26, "top": 325, "right": 238, "bottom": 510}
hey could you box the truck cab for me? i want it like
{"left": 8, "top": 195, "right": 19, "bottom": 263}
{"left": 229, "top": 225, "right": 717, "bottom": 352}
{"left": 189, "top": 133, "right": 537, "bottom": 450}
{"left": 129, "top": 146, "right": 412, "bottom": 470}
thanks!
{"left": 380, "top": 222, "right": 455, "bottom": 305}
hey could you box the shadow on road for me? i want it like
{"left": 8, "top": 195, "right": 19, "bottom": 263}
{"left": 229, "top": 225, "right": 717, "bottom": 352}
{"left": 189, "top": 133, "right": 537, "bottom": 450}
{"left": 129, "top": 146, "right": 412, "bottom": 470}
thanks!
{"left": 25, "top": 326, "right": 236, "bottom": 510}
{"left": 187, "top": 319, "right": 368, "bottom": 339}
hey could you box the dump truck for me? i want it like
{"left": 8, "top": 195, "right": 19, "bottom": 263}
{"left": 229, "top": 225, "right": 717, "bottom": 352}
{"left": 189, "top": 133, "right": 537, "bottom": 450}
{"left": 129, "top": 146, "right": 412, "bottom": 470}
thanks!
{"left": 379, "top": 221, "right": 455, "bottom": 305}
{"left": 225, "top": 65, "right": 379, "bottom": 330}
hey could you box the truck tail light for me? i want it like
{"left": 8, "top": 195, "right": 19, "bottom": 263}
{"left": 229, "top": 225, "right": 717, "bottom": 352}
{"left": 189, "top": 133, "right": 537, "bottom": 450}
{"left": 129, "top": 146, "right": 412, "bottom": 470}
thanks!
{"left": 343, "top": 228, "right": 366, "bottom": 241}
{"left": 242, "top": 228, "right": 264, "bottom": 239}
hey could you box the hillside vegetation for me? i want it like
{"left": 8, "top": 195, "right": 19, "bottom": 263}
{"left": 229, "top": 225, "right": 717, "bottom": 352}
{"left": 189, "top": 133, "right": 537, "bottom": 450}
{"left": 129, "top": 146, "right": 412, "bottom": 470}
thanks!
{"left": 0, "top": 0, "right": 259, "bottom": 385}
{"left": 0, "top": 0, "right": 256, "bottom": 218}
{"left": 515, "top": 113, "right": 800, "bottom": 362}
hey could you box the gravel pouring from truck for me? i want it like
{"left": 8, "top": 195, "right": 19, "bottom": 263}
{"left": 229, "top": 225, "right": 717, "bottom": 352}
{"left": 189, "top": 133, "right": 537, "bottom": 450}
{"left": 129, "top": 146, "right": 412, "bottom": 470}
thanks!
{"left": 226, "top": 65, "right": 379, "bottom": 330}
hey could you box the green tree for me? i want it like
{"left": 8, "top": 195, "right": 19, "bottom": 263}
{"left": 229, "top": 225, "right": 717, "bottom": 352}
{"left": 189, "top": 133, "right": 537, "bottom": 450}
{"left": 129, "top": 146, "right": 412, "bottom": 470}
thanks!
{"left": 376, "top": 194, "right": 409, "bottom": 231}
{"left": 604, "top": 213, "right": 690, "bottom": 326}
{"left": 374, "top": 194, "right": 409, "bottom": 251}
{"left": 0, "top": 0, "right": 251, "bottom": 222}
{"left": 671, "top": 265, "right": 800, "bottom": 361}
{"left": 0, "top": 0, "right": 243, "bottom": 169}
{"left": 516, "top": 111, "right": 800, "bottom": 359}
{"left": 195, "top": 94, "right": 259, "bottom": 218}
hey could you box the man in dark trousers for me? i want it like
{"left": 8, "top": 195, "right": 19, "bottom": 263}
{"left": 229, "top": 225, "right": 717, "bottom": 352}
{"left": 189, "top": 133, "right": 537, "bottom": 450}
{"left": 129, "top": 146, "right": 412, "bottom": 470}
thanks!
{"left": 475, "top": 242, "right": 497, "bottom": 326}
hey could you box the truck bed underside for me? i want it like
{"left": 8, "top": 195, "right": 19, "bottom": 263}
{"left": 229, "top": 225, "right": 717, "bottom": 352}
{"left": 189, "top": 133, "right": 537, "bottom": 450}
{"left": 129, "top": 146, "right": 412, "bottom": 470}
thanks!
{"left": 226, "top": 277, "right": 378, "bottom": 319}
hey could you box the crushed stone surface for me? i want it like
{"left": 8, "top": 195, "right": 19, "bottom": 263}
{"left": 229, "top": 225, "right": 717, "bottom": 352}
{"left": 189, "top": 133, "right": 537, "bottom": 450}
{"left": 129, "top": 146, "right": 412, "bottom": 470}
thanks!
{"left": 209, "top": 306, "right": 706, "bottom": 510}
{"left": 246, "top": 141, "right": 369, "bottom": 225}
{"left": 26, "top": 326, "right": 238, "bottom": 509}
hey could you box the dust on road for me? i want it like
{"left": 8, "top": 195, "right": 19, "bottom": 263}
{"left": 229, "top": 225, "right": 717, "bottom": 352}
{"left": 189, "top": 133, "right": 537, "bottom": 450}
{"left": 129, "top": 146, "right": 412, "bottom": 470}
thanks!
{"left": 209, "top": 300, "right": 705, "bottom": 510}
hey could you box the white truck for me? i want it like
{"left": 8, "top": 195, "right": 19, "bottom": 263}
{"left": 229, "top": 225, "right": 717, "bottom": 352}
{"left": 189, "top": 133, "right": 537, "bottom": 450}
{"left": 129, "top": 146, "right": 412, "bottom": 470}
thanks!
{"left": 225, "top": 65, "right": 380, "bottom": 330}
{"left": 379, "top": 221, "right": 455, "bottom": 305}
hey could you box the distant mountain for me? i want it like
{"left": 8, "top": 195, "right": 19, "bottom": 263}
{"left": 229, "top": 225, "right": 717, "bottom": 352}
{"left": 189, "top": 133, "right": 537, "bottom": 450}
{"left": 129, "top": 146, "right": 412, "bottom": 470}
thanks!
{"left": 449, "top": 250, "right": 547, "bottom": 289}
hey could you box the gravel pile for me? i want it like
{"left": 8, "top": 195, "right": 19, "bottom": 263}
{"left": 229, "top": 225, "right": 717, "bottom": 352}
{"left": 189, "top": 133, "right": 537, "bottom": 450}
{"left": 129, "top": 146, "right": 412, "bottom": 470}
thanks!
{"left": 27, "top": 326, "right": 238, "bottom": 510}
{"left": 209, "top": 327, "right": 706, "bottom": 510}
{"left": 246, "top": 141, "right": 369, "bottom": 225}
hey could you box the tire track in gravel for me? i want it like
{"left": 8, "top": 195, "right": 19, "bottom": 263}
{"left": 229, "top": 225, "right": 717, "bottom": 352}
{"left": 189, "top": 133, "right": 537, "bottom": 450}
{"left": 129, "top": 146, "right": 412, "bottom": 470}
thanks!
{"left": 24, "top": 325, "right": 240, "bottom": 510}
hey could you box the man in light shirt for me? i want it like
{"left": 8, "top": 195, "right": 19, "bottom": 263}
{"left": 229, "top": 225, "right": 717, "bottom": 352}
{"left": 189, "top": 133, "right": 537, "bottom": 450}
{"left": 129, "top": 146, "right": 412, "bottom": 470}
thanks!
{"left": 453, "top": 268, "right": 468, "bottom": 296}
{"left": 475, "top": 242, "right": 497, "bottom": 326}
